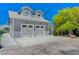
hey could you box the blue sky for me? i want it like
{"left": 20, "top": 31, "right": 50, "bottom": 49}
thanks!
{"left": 0, "top": 3, "right": 79, "bottom": 25}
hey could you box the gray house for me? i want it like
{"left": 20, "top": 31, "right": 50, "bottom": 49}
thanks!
{"left": 8, "top": 6, "right": 49, "bottom": 38}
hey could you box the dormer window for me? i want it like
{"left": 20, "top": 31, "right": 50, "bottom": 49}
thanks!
{"left": 18, "top": 6, "right": 33, "bottom": 16}
{"left": 35, "top": 10, "right": 43, "bottom": 17}
{"left": 32, "top": 12, "right": 36, "bottom": 15}
{"left": 18, "top": 6, "right": 44, "bottom": 18}
{"left": 38, "top": 14, "right": 41, "bottom": 17}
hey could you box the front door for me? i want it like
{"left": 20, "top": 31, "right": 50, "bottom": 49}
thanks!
{"left": 21, "top": 24, "right": 34, "bottom": 37}
{"left": 35, "top": 25, "right": 45, "bottom": 36}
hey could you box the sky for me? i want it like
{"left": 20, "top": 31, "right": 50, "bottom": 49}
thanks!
{"left": 0, "top": 3, "right": 79, "bottom": 25}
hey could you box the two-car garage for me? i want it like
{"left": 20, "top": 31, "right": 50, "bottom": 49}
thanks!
{"left": 21, "top": 24, "right": 45, "bottom": 37}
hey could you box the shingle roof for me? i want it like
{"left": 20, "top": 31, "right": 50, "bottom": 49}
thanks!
{"left": 8, "top": 11, "right": 49, "bottom": 23}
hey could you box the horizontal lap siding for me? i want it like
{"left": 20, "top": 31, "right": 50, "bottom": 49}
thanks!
{"left": 14, "top": 19, "right": 48, "bottom": 37}
{"left": 14, "top": 31, "right": 20, "bottom": 37}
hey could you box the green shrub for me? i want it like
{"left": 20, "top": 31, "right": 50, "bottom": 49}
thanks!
{"left": 53, "top": 30, "right": 57, "bottom": 36}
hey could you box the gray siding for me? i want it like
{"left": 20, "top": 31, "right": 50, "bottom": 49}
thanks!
{"left": 14, "top": 19, "right": 48, "bottom": 37}
{"left": 9, "top": 19, "right": 14, "bottom": 37}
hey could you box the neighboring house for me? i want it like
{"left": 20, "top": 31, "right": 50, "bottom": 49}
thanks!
{"left": 8, "top": 6, "right": 49, "bottom": 38}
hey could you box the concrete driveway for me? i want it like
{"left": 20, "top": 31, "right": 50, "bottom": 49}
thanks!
{"left": 0, "top": 33, "right": 79, "bottom": 55}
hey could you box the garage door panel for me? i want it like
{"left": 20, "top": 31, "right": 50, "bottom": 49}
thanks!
{"left": 21, "top": 24, "right": 45, "bottom": 37}
{"left": 35, "top": 25, "right": 45, "bottom": 36}
{"left": 21, "top": 24, "right": 34, "bottom": 37}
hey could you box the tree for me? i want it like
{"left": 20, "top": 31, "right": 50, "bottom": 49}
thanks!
{"left": 53, "top": 7, "right": 79, "bottom": 36}
{"left": 0, "top": 27, "right": 9, "bottom": 48}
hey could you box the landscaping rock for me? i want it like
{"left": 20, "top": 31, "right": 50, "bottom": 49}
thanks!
{"left": 69, "top": 35, "right": 76, "bottom": 38}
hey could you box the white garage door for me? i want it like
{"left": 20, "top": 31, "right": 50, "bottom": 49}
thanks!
{"left": 21, "top": 24, "right": 34, "bottom": 37}
{"left": 35, "top": 25, "right": 45, "bottom": 36}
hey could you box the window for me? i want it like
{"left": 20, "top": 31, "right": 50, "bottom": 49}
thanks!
{"left": 41, "top": 26, "right": 44, "bottom": 28}
{"left": 28, "top": 25, "right": 33, "bottom": 28}
{"left": 36, "top": 26, "right": 39, "bottom": 28}
{"left": 22, "top": 25, "right": 27, "bottom": 27}
{"left": 38, "top": 14, "right": 41, "bottom": 17}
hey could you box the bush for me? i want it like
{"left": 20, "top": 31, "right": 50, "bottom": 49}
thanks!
{"left": 76, "top": 31, "right": 79, "bottom": 36}
{"left": 0, "top": 30, "right": 5, "bottom": 35}
{"left": 0, "top": 27, "right": 9, "bottom": 46}
{"left": 53, "top": 30, "right": 57, "bottom": 36}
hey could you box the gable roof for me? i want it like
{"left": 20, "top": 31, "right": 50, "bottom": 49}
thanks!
{"left": 18, "top": 6, "right": 33, "bottom": 14}
{"left": 35, "top": 10, "right": 44, "bottom": 14}
{"left": 8, "top": 11, "right": 49, "bottom": 23}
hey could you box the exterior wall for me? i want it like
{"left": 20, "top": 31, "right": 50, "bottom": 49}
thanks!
{"left": 9, "top": 18, "right": 14, "bottom": 37}
{"left": 14, "top": 19, "right": 48, "bottom": 37}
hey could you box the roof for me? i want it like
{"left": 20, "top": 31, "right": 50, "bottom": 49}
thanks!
{"left": 48, "top": 21, "right": 53, "bottom": 26}
{"left": 18, "top": 6, "right": 33, "bottom": 14}
{"left": 8, "top": 11, "right": 49, "bottom": 23}
{"left": 35, "top": 10, "right": 44, "bottom": 14}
